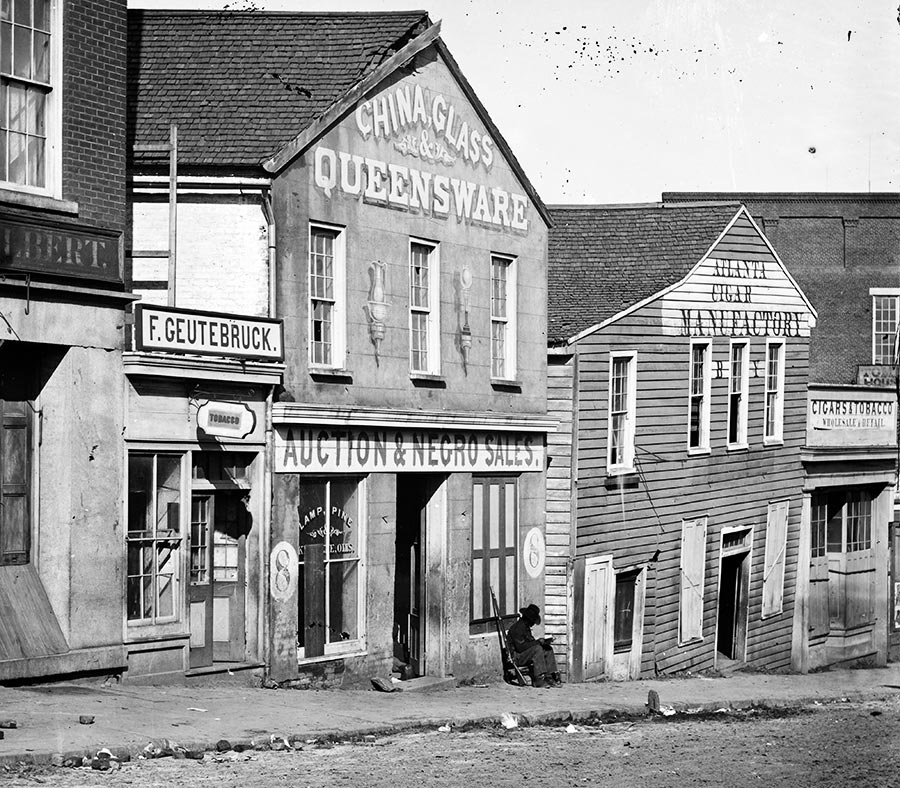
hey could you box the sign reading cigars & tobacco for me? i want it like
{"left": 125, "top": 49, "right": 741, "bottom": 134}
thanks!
{"left": 134, "top": 304, "right": 284, "bottom": 361}
{"left": 275, "top": 426, "right": 544, "bottom": 473}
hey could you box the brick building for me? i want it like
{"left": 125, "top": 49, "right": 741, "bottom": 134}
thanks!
{"left": 664, "top": 193, "right": 900, "bottom": 669}
{"left": 0, "top": 0, "right": 131, "bottom": 681}
{"left": 126, "top": 11, "right": 552, "bottom": 685}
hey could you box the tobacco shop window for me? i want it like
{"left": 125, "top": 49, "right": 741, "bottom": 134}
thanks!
{"left": 815, "top": 489, "right": 874, "bottom": 555}
{"left": 607, "top": 352, "right": 636, "bottom": 474}
{"left": 871, "top": 290, "right": 899, "bottom": 365}
{"left": 470, "top": 476, "right": 518, "bottom": 636}
{"left": 491, "top": 255, "right": 517, "bottom": 380}
{"left": 764, "top": 340, "right": 785, "bottom": 443}
{"left": 811, "top": 494, "right": 828, "bottom": 559}
{"left": 727, "top": 341, "right": 749, "bottom": 447}
{"left": 687, "top": 340, "right": 711, "bottom": 452}
{"left": 298, "top": 478, "right": 363, "bottom": 659}
{"left": 409, "top": 238, "right": 440, "bottom": 375}
{"left": 309, "top": 222, "right": 346, "bottom": 369}
{"left": 126, "top": 453, "right": 185, "bottom": 624}
{"left": 0, "top": 0, "right": 58, "bottom": 194}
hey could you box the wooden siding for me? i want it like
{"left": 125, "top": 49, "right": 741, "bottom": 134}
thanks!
{"left": 571, "top": 214, "right": 812, "bottom": 678}
{"left": 545, "top": 353, "right": 576, "bottom": 676}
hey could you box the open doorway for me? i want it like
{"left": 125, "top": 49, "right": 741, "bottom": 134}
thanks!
{"left": 394, "top": 474, "right": 444, "bottom": 678}
{"left": 716, "top": 528, "right": 751, "bottom": 664}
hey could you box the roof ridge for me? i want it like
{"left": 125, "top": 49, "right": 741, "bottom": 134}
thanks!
{"left": 128, "top": 9, "right": 429, "bottom": 16}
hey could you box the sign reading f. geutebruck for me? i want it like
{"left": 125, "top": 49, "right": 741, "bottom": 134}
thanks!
{"left": 134, "top": 304, "right": 284, "bottom": 361}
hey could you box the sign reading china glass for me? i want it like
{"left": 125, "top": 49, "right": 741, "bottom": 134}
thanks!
{"left": 134, "top": 304, "right": 284, "bottom": 361}
{"left": 276, "top": 427, "right": 544, "bottom": 473}
{"left": 312, "top": 81, "right": 530, "bottom": 233}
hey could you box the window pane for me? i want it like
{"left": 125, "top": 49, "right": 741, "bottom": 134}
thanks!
{"left": 13, "top": 0, "right": 30, "bottom": 25}
{"left": 156, "top": 456, "right": 181, "bottom": 534}
{"left": 0, "top": 22, "right": 10, "bottom": 73}
{"left": 329, "top": 479, "right": 358, "bottom": 560}
{"left": 8, "top": 82, "right": 25, "bottom": 130}
{"left": 0, "top": 1, "right": 10, "bottom": 22}
{"left": 190, "top": 496, "right": 209, "bottom": 584}
{"left": 127, "top": 455, "right": 153, "bottom": 533}
{"left": 26, "top": 132, "right": 42, "bottom": 186}
{"left": 12, "top": 23, "right": 30, "bottom": 79}
{"left": 328, "top": 560, "right": 358, "bottom": 642}
{"left": 298, "top": 480, "right": 327, "bottom": 562}
{"left": 33, "top": 0, "right": 48, "bottom": 30}
{"left": 614, "top": 574, "right": 636, "bottom": 651}
{"left": 32, "top": 29, "right": 48, "bottom": 82}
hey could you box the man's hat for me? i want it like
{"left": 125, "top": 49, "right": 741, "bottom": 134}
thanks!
{"left": 519, "top": 604, "right": 541, "bottom": 624}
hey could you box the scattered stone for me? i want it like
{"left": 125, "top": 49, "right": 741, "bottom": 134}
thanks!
{"left": 233, "top": 743, "right": 252, "bottom": 753}
{"left": 141, "top": 742, "right": 163, "bottom": 759}
{"left": 0, "top": 720, "right": 17, "bottom": 729}
{"left": 215, "top": 739, "right": 232, "bottom": 752}
{"left": 184, "top": 749, "right": 205, "bottom": 760}
{"left": 62, "top": 756, "right": 81, "bottom": 768}
{"left": 647, "top": 690, "right": 660, "bottom": 713}
{"left": 270, "top": 734, "right": 290, "bottom": 751}
{"left": 291, "top": 741, "right": 304, "bottom": 751}
{"left": 50, "top": 754, "right": 64, "bottom": 767}
{"left": 91, "top": 757, "right": 111, "bottom": 771}
{"left": 78, "top": 715, "right": 95, "bottom": 725}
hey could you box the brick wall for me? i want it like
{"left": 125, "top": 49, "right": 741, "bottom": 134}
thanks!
{"left": 63, "top": 0, "right": 127, "bottom": 231}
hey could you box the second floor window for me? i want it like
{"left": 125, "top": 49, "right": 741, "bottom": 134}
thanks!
{"left": 491, "top": 255, "right": 516, "bottom": 380}
{"left": 309, "top": 223, "right": 345, "bottom": 368}
{"left": 1, "top": 0, "right": 54, "bottom": 192}
{"left": 608, "top": 352, "right": 636, "bottom": 472}
{"left": 409, "top": 239, "right": 439, "bottom": 374}
{"left": 727, "top": 342, "right": 748, "bottom": 446}
{"left": 872, "top": 292, "right": 899, "bottom": 365}
{"left": 764, "top": 341, "right": 784, "bottom": 442}
{"left": 688, "top": 341, "right": 710, "bottom": 451}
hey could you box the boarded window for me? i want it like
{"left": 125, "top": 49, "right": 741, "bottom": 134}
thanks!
{"left": 762, "top": 500, "right": 790, "bottom": 618}
{"left": 297, "top": 478, "right": 362, "bottom": 658}
{"left": 0, "top": 397, "right": 31, "bottom": 565}
{"left": 679, "top": 517, "right": 707, "bottom": 643}
{"left": 470, "top": 476, "right": 517, "bottom": 635}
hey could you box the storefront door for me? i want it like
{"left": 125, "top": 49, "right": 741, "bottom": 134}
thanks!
{"left": 189, "top": 492, "right": 248, "bottom": 668}
{"left": 395, "top": 477, "right": 426, "bottom": 676}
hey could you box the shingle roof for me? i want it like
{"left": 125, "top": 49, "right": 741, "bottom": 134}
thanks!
{"left": 127, "top": 10, "right": 431, "bottom": 169}
{"left": 547, "top": 203, "right": 741, "bottom": 344}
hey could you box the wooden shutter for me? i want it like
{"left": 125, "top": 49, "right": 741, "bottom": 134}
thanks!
{"left": 679, "top": 517, "right": 707, "bottom": 643}
{"left": 0, "top": 399, "right": 30, "bottom": 566}
{"left": 762, "top": 500, "right": 790, "bottom": 618}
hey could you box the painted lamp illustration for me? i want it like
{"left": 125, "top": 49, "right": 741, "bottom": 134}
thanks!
{"left": 366, "top": 260, "right": 389, "bottom": 361}
{"left": 459, "top": 265, "right": 473, "bottom": 369}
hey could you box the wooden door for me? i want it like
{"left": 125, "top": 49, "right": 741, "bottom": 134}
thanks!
{"left": 189, "top": 495, "right": 214, "bottom": 668}
{"left": 582, "top": 555, "right": 613, "bottom": 680}
{"left": 407, "top": 503, "right": 424, "bottom": 676}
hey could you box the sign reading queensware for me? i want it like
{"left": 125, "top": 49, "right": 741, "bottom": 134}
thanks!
{"left": 134, "top": 304, "right": 284, "bottom": 361}
{"left": 275, "top": 426, "right": 544, "bottom": 473}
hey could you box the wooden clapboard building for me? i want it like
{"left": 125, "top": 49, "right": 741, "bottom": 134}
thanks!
{"left": 545, "top": 203, "right": 817, "bottom": 680}
{"left": 128, "top": 10, "right": 552, "bottom": 687}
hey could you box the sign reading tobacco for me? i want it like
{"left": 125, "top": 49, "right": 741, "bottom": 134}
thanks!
{"left": 275, "top": 427, "right": 544, "bottom": 474}
{"left": 134, "top": 304, "right": 284, "bottom": 361}
{"left": 0, "top": 217, "right": 121, "bottom": 283}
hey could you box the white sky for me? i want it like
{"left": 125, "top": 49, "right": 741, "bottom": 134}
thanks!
{"left": 128, "top": 0, "right": 900, "bottom": 204}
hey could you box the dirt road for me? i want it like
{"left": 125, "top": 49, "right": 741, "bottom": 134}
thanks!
{"left": 3, "top": 699, "right": 898, "bottom": 787}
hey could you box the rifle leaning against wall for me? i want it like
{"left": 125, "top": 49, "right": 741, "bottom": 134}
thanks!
{"left": 490, "top": 586, "right": 527, "bottom": 686}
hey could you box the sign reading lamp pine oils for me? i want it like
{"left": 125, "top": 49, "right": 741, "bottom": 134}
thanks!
{"left": 312, "top": 79, "right": 530, "bottom": 233}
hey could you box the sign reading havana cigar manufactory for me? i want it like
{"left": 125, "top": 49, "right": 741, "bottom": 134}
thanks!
{"left": 0, "top": 217, "right": 121, "bottom": 283}
{"left": 275, "top": 426, "right": 544, "bottom": 473}
{"left": 313, "top": 81, "right": 530, "bottom": 233}
{"left": 134, "top": 304, "right": 284, "bottom": 361}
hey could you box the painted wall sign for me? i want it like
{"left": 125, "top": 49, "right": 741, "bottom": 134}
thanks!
{"left": 661, "top": 256, "right": 812, "bottom": 338}
{"left": 269, "top": 541, "right": 299, "bottom": 602}
{"left": 0, "top": 216, "right": 121, "bottom": 283}
{"left": 313, "top": 81, "right": 530, "bottom": 233}
{"left": 197, "top": 400, "right": 257, "bottom": 440}
{"left": 857, "top": 365, "right": 898, "bottom": 388}
{"left": 134, "top": 304, "right": 284, "bottom": 361}
{"left": 275, "top": 427, "right": 544, "bottom": 473}
{"left": 807, "top": 397, "right": 897, "bottom": 448}
{"left": 523, "top": 527, "right": 546, "bottom": 579}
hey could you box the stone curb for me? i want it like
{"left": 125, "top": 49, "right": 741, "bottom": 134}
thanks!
{"left": 0, "top": 687, "right": 895, "bottom": 769}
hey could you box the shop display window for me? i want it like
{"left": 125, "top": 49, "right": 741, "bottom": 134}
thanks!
{"left": 469, "top": 476, "right": 517, "bottom": 635}
{"left": 126, "top": 453, "right": 184, "bottom": 623}
{"left": 297, "top": 477, "right": 362, "bottom": 659}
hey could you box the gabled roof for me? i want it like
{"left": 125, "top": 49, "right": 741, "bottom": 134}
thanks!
{"left": 547, "top": 202, "right": 745, "bottom": 345}
{"left": 127, "top": 10, "right": 430, "bottom": 169}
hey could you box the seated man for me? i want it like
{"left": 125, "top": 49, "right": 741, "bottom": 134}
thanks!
{"left": 506, "top": 604, "right": 561, "bottom": 688}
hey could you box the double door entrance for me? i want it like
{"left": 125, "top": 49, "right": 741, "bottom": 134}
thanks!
{"left": 189, "top": 490, "right": 250, "bottom": 668}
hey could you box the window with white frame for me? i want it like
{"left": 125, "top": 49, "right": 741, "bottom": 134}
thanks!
{"left": 871, "top": 291, "right": 899, "bottom": 365}
{"left": 309, "top": 223, "right": 346, "bottom": 368}
{"left": 764, "top": 341, "right": 785, "bottom": 442}
{"left": 298, "top": 477, "right": 364, "bottom": 659}
{"left": 491, "top": 255, "right": 516, "bottom": 380}
{"left": 688, "top": 341, "right": 711, "bottom": 451}
{"left": 409, "top": 239, "right": 439, "bottom": 374}
{"left": 126, "top": 453, "right": 185, "bottom": 624}
{"left": 608, "top": 352, "right": 636, "bottom": 473}
{"left": 0, "top": 0, "right": 57, "bottom": 193}
{"left": 727, "top": 341, "right": 749, "bottom": 447}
